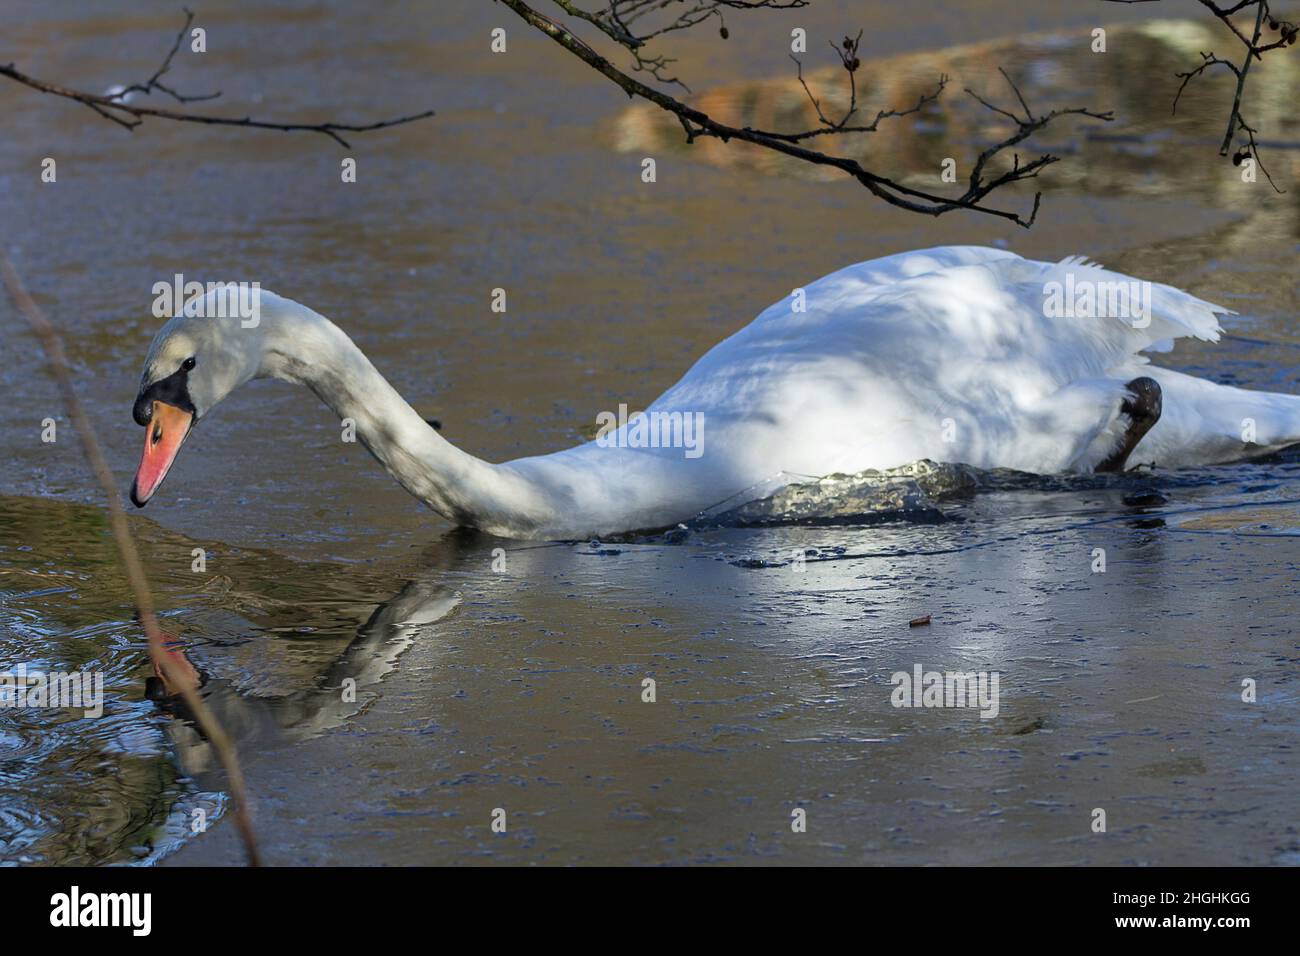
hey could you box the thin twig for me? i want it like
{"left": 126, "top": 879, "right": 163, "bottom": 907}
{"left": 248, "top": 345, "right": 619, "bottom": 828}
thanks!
{"left": 0, "top": 9, "right": 434, "bottom": 147}
{"left": 500, "top": 0, "right": 1112, "bottom": 226}
{"left": 1218, "top": 0, "right": 1267, "bottom": 154}
{"left": 1102, "top": 0, "right": 1295, "bottom": 189}
{"left": 111, "top": 7, "right": 222, "bottom": 104}
{"left": 555, "top": 0, "right": 806, "bottom": 85}
{"left": 0, "top": 252, "right": 262, "bottom": 867}
{"left": 1172, "top": 52, "right": 1239, "bottom": 116}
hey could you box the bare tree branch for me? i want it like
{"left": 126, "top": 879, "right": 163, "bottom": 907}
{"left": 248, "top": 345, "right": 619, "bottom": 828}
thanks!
{"left": 500, "top": 0, "right": 1113, "bottom": 227}
{"left": 551, "top": 0, "right": 806, "bottom": 87}
{"left": 0, "top": 9, "right": 435, "bottom": 147}
{"left": 1103, "top": 0, "right": 1295, "bottom": 191}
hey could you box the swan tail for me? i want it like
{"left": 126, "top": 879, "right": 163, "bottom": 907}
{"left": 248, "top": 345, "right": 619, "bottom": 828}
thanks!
{"left": 1130, "top": 367, "right": 1300, "bottom": 467}
{"left": 1010, "top": 256, "right": 1229, "bottom": 363}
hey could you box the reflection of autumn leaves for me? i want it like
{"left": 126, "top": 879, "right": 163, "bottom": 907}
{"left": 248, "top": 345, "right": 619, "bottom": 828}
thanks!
{"left": 611, "top": 18, "right": 1300, "bottom": 198}
{"left": 613, "top": 57, "right": 961, "bottom": 181}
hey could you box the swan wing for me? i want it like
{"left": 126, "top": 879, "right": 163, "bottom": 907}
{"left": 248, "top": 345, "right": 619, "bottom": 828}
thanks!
{"left": 647, "top": 249, "right": 1232, "bottom": 475}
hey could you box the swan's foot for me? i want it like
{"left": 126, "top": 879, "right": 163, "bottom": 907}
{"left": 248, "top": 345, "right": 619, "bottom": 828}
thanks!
{"left": 1097, "top": 377, "right": 1162, "bottom": 473}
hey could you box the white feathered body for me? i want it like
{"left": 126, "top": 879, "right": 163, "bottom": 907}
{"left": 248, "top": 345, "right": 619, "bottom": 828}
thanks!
{"left": 503, "top": 247, "right": 1300, "bottom": 535}
{"left": 158, "top": 247, "right": 1300, "bottom": 539}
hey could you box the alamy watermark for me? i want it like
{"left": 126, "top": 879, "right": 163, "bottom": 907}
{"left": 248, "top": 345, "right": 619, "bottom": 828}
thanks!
{"left": 151, "top": 274, "right": 262, "bottom": 328}
{"left": 890, "top": 663, "right": 1000, "bottom": 719}
{"left": 1043, "top": 274, "right": 1151, "bottom": 329}
{"left": 595, "top": 403, "right": 704, "bottom": 459}
{"left": 50, "top": 886, "right": 150, "bottom": 936}
{"left": 0, "top": 664, "right": 104, "bottom": 718}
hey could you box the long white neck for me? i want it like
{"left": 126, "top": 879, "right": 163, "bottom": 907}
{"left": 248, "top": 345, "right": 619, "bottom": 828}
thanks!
{"left": 255, "top": 296, "right": 558, "bottom": 537}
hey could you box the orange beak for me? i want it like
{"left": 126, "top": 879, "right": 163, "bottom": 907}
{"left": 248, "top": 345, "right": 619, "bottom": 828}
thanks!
{"left": 130, "top": 401, "right": 193, "bottom": 507}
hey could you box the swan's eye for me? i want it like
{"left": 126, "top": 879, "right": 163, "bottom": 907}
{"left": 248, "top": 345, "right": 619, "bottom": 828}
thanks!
{"left": 181, "top": 357, "right": 196, "bottom": 372}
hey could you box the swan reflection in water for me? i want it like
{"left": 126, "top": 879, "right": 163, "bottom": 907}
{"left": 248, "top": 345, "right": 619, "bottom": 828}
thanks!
{"left": 144, "top": 538, "right": 466, "bottom": 782}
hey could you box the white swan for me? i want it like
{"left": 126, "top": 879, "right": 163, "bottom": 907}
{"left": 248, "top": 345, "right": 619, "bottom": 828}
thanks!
{"left": 130, "top": 246, "right": 1300, "bottom": 539}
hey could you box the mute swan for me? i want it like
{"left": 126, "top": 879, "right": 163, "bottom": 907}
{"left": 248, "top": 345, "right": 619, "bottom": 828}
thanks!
{"left": 130, "top": 246, "right": 1300, "bottom": 539}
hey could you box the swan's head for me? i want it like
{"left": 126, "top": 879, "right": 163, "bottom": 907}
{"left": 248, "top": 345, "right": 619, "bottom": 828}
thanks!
{"left": 130, "top": 294, "right": 267, "bottom": 506}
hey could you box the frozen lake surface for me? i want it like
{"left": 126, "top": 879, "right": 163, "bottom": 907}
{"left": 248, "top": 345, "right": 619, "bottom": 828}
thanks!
{"left": 0, "top": 1, "right": 1296, "bottom": 864}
